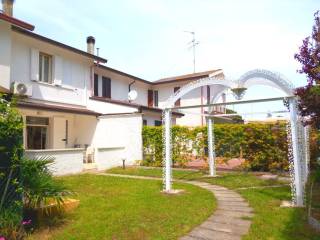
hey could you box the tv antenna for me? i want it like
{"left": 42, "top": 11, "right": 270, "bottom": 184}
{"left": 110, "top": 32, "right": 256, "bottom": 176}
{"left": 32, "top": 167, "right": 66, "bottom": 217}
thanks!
{"left": 184, "top": 31, "right": 199, "bottom": 73}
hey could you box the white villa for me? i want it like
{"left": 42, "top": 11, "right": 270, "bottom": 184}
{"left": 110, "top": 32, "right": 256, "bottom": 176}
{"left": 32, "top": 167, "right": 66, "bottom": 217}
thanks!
{"left": 0, "top": 0, "right": 227, "bottom": 175}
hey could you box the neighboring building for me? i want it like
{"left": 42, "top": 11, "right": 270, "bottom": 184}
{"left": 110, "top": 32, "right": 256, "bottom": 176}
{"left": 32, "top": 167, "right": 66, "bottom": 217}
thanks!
{"left": 152, "top": 70, "right": 227, "bottom": 126}
{"left": 0, "top": 1, "right": 227, "bottom": 174}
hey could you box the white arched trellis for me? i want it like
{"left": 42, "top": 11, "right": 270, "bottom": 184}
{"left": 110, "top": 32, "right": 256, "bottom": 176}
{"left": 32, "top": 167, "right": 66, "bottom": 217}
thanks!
{"left": 162, "top": 69, "right": 310, "bottom": 207}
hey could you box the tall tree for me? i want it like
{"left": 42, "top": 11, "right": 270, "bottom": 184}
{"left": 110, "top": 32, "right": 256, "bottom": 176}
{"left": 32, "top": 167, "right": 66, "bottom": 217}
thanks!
{"left": 294, "top": 11, "right": 320, "bottom": 128}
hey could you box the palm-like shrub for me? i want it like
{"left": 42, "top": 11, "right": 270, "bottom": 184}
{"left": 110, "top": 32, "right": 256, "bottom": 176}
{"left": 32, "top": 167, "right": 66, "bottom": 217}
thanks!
{"left": 21, "top": 156, "right": 72, "bottom": 210}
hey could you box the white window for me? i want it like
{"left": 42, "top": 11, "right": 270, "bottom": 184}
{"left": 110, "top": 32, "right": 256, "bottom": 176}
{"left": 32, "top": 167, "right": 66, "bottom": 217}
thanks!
{"left": 39, "top": 52, "right": 52, "bottom": 83}
{"left": 26, "top": 116, "right": 49, "bottom": 149}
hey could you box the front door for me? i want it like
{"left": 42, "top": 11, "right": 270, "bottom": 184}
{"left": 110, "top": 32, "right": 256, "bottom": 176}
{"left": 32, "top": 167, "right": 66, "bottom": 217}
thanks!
{"left": 53, "top": 117, "right": 67, "bottom": 149}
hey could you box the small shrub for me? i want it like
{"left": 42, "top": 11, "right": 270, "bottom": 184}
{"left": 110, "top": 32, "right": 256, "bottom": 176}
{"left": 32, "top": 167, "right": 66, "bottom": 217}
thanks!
{"left": 0, "top": 207, "right": 25, "bottom": 240}
{"left": 21, "top": 156, "right": 72, "bottom": 210}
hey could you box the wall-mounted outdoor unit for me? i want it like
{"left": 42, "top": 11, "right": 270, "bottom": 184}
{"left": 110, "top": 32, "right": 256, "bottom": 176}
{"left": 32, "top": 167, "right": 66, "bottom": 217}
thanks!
{"left": 11, "top": 82, "right": 33, "bottom": 97}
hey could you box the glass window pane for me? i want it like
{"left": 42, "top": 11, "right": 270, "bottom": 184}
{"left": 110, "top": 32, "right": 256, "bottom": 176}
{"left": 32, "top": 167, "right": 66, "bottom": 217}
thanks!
{"left": 27, "top": 126, "right": 47, "bottom": 149}
{"left": 39, "top": 54, "right": 43, "bottom": 81}
{"left": 44, "top": 55, "right": 49, "bottom": 83}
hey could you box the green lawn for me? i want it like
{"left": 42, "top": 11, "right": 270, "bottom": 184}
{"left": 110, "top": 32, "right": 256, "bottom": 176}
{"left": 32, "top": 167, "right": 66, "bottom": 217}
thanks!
{"left": 107, "top": 166, "right": 204, "bottom": 180}
{"left": 106, "top": 167, "right": 286, "bottom": 189}
{"left": 28, "top": 174, "right": 215, "bottom": 240}
{"left": 241, "top": 187, "right": 318, "bottom": 240}
{"left": 107, "top": 166, "right": 320, "bottom": 240}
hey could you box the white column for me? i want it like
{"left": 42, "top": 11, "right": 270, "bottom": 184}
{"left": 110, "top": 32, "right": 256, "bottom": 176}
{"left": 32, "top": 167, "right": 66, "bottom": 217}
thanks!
{"left": 163, "top": 109, "right": 172, "bottom": 192}
{"left": 207, "top": 117, "right": 216, "bottom": 176}
{"left": 303, "top": 125, "right": 310, "bottom": 183}
{"left": 289, "top": 99, "right": 303, "bottom": 206}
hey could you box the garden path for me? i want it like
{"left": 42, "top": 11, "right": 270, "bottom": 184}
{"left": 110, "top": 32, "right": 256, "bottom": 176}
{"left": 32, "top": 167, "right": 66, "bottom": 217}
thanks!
{"left": 100, "top": 173, "right": 253, "bottom": 240}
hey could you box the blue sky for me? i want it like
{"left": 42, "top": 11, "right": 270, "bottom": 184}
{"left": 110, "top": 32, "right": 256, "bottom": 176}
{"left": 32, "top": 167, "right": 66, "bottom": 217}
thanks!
{"left": 10, "top": 0, "right": 320, "bottom": 119}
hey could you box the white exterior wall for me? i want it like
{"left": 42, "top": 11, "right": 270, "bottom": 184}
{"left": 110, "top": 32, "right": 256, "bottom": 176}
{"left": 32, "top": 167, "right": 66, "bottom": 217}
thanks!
{"left": 92, "top": 114, "right": 143, "bottom": 170}
{"left": 87, "top": 98, "right": 138, "bottom": 114}
{"left": 143, "top": 115, "right": 161, "bottom": 126}
{"left": 0, "top": 21, "right": 11, "bottom": 91}
{"left": 154, "top": 83, "right": 208, "bottom": 126}
{"left": 25, "top": 149, "right": 85, "bottom": 176}
{"left": 10, "top": 32, "right": 91, "bottom": 106}
{"left": 94, "top": 67, "right": 149, "bottom": 106}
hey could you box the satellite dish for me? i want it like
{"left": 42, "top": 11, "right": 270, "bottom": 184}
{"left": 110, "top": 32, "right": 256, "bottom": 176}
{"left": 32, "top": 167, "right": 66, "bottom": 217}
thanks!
{"left": 128, "top": 90, "right": 138, "bottom": 101}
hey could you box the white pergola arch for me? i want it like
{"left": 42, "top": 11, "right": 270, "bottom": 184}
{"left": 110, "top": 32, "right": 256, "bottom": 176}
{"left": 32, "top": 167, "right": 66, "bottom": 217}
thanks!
{"left": 161, "top": 69, "right": 310, "bottom": 207}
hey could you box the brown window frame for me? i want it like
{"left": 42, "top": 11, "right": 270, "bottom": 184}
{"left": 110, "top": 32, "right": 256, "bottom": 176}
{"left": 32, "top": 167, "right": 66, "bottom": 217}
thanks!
{"left": 148, "top": 90, "right": 154, "bottom": 107}
{"left": 174, "top": 87, "right": 180, "bottom": 107}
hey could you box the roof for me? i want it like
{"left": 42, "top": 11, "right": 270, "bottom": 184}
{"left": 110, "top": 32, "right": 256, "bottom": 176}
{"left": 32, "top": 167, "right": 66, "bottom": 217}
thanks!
{"left": 90, "top": 96, "right": 184, "bottom": 117}
{"left": 18, "top": 101, "right": 100, "bottom": 116}
{"left": 0, "top": 12, "right": 34, "bottom": 31}
{"left": 12, "top": 26, "right": 108, "bottom": 63}
{"left": 154, "top": 69, "right": 223, "bottom": 85}
{"left": 97, "top": 65, "right": 224, "bottom": 86}
{"left": 97, "top": 64, "right": 151, "bottom": 84}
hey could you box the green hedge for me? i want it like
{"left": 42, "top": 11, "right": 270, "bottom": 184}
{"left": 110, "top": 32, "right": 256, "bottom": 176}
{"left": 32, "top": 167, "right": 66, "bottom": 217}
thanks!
{"left": 142, "top": 123, "right": 317, "bottom": 172}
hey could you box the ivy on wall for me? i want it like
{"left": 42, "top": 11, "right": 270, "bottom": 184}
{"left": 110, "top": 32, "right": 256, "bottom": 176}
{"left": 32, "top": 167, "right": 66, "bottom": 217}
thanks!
{"left": 142, "top": 123, "right": 318, "bottom": 172}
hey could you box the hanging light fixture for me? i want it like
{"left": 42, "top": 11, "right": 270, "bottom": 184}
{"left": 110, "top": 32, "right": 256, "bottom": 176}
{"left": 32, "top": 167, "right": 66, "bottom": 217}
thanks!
{"left": 231, "top": 80, "right": 247, "bottom": 100}
{"left": 231, "top": 86, "right": 247, "bottom": 100}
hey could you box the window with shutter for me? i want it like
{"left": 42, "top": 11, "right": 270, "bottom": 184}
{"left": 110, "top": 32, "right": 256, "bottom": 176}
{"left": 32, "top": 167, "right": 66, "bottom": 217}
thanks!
{"left": 154, "top": 90, "right": 159, "bottom": 107}
{"left": 102, "top": 76, "right": 111, "bottom": 98}
{"left": 94, "top": 74, "right": 99, "bottom": 96}
{"left": 148, "top": 90, "right": 154, "bottom": 107}
{"left": 174, "top": 87, "right": 180, "bottom": 107}
{"left": 39, "top": 52, "right": 53, "bottom": 83}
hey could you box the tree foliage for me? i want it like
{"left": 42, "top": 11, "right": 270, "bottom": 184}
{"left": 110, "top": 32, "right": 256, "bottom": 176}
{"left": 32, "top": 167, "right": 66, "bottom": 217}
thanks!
{"left": 294, "top": 11, "right": 320, "bottom": 127}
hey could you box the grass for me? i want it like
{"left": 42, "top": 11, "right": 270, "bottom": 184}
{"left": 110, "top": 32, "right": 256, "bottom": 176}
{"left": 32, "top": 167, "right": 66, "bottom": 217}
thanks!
{"left": 241, "top": 187, "right": 319, "bottom": 240}
{"left": 28, "top": 174, "right": 215, "bottom": 240}
{"left": 107, "top": 166, "right": 204, "bottom": 180}
{"left": 107, "top": 166, "right": 320, "bottom": 240}
{"left": 106, "top": 166, "right": 286, "bottom": 189}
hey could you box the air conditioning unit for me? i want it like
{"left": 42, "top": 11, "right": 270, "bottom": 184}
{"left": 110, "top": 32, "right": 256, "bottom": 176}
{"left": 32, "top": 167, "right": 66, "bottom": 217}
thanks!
{"left": 11, "top": 82, "right": 33, "bottom": 96}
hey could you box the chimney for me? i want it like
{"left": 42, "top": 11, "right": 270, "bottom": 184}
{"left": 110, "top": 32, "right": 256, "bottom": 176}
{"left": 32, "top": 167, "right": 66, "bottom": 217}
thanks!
{"left": 2, "top": 0, "right": 14, "bottom": 16}
{"left": 86, "top": 36, "right": 95, "bottom": 55}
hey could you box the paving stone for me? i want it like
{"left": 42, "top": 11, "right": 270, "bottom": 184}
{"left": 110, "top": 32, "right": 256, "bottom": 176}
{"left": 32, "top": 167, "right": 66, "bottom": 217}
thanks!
{"left": 214, "top": 209, "right": 254, "bottom": 218}
{"left": 190, "top": 228, "right": 241, "bottom": 240}
{"left": 207, "top": 215, "right": 251, "bottom": 227}
{"left": 213, "top": 191, "right": 241, "bottom": 196}
{"left": 218, "top": 201, "right": 249, "bottom": 207}
{"left": 205, "top": 186, "right": 228, "bottom": 191}
{"left": 216, "top": 197, "right": 245, "bottom": 202}
{"left": 200, "top": 221, "right": 250, "bottom": 235}
{"left": 217, "top": 206, "right": 253, "bottom": 212}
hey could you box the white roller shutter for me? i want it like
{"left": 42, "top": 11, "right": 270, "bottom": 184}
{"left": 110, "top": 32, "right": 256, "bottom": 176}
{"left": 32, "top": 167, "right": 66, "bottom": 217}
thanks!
{"left": 30, "top": 48, "right": 39, "bottom": 81}
{"left": 53, "top": 55, "right": 63, "bottom": 86}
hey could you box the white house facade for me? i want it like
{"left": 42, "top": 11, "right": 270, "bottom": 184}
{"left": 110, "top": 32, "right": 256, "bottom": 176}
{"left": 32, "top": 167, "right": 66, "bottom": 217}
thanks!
{"left": 0, "top": 1, "right": 228, "bottom": 175}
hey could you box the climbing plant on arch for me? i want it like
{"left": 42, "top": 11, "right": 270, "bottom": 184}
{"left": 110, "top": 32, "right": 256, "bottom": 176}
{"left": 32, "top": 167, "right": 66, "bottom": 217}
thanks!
{"left": 161, "top": 69, "right": 310, "bottom": 207}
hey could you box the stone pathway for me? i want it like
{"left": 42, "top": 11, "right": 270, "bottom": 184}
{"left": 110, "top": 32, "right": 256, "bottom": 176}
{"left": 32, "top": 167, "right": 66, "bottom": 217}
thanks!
{"left": 235, "top": 184, "right": 290, "bottom": 190}
{"left": 100, "top": 173, "right": 253, "bottom": 240}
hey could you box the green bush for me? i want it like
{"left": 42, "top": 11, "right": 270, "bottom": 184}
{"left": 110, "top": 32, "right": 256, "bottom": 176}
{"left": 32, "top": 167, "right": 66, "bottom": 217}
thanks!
{"left": 0, "top": 207, "right": 25, "bottom": 240}
{"left": 0, "top": 95, "right": 24, "bottom": 239}
{"left": 142, "top": 122, "right": 311, "bottom": 172}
